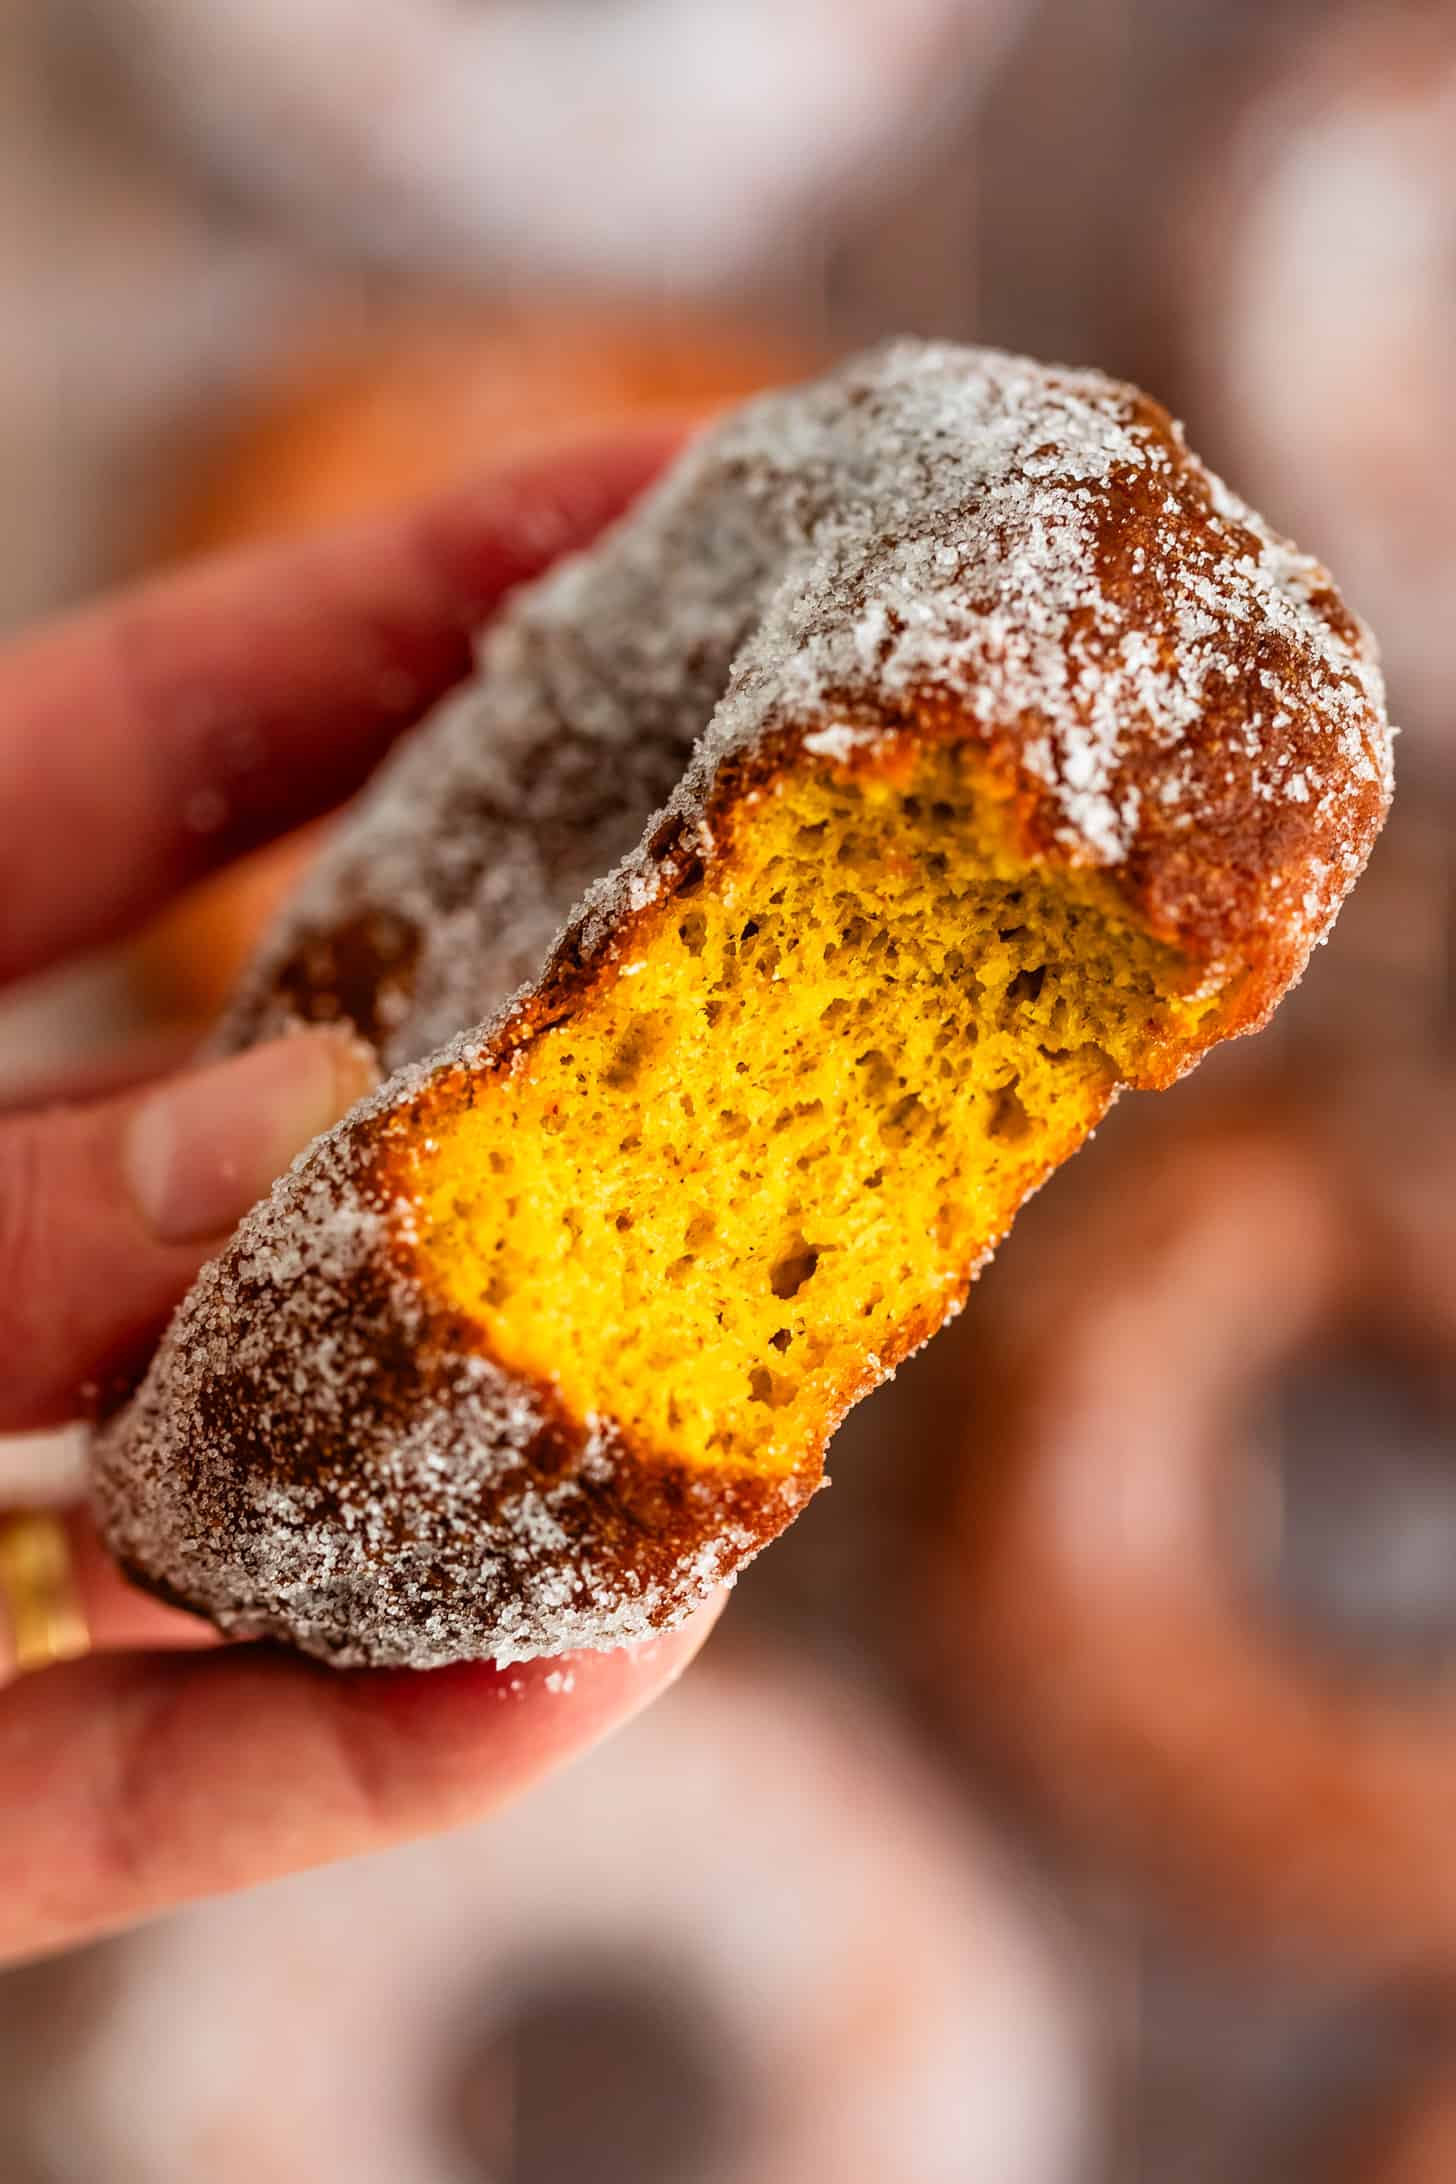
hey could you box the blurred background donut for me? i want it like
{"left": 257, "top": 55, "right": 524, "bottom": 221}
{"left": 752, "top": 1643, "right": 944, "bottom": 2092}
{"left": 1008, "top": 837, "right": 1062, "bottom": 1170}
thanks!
{"left": 166, "top": 307, "right": 815, "bottom": 559}
{"left": 1177, "top": 0, "right": 1456, "bottom": 779}
{"left": 0, "top": 1653, "right": 1097, "bottom": 2184}
{"left": 930, "top": 1072, "right": 1456, "bottom": 1980}
{"left": 66, "top": 0, "right": 1022, "bottom": 297}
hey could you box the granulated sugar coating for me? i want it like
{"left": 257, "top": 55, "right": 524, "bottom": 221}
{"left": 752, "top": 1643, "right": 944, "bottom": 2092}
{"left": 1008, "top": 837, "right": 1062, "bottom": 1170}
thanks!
{"left": 93, "top": 342, "right": 1393, "bottom": 1668}
{"left": 228, "top": 340, "right": 1389, "bottom": 1071}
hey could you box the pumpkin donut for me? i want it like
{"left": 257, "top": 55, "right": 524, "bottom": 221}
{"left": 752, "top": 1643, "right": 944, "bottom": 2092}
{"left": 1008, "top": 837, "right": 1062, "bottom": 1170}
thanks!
{"left": 91, "top": 340, "right": 1391, "bottom": 1668}
{"left": 936, "top": 1072, "right": 1456, "bottom": 1979}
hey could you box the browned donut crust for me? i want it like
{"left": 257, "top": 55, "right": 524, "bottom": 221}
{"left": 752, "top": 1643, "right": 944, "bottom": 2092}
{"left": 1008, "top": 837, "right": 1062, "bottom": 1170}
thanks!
{"left": 92, "top": 342, "right": 1392, "bottom": 1668}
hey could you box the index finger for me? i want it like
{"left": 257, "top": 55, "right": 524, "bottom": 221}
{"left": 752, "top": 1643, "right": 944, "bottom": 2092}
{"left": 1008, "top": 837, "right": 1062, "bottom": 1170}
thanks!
{"left": 0, "top": 432, "right": 679, "bottom": 987}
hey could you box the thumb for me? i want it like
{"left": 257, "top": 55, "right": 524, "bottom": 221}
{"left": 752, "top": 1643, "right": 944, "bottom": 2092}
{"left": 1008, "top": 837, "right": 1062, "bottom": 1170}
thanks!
{"left": 0, "top": 1033, "right": 375, "bottom": 1432}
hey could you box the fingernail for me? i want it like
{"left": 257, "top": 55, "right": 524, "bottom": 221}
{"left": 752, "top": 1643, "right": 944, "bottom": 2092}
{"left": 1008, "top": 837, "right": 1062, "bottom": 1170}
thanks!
{"left": 124, "top": 1036, "right": 377, "bottom": 1246}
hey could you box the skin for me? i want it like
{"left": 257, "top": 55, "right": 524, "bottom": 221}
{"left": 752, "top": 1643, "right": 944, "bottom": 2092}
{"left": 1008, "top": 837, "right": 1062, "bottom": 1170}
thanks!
{"left": 0, "top": 432, "right": 725, "bottom": 1967}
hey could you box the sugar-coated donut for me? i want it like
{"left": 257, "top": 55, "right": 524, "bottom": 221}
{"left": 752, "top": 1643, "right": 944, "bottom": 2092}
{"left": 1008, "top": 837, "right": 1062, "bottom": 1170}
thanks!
{"left": 92, "top": 341, "right": 1392, "bottom": 1668}
{"left": 936, "top": 1075, "right": 1456, "bottom": 1978}
{"left": 1181, "top": 0, "right": 1456, "bottom": 768}
{"left": 85, "top": 0, "right": 1019, "bottom": 292}
{"left": 0, "top": 1657, "right": 1095, "bottom": 2184}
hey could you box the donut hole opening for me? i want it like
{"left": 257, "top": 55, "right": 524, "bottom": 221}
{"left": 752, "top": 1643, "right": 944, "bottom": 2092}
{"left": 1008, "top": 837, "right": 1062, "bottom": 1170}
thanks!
{"left": 445, "top": 1961, "right": 735, "bottom": 2184}
{"left": 1248, "top": 1349, "right": 1456, "bottom": 1679}
{"left": 409, "top": 745, "right": 1220, "bottom": 1475}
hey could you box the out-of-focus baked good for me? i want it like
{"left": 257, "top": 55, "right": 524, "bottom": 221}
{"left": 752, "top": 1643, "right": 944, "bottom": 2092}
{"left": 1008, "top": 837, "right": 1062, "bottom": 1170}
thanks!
{"left": 1180, "top": 0, "right": 1456, "bottom": 771}
{"left": 938, "top": 1072, "right": 1456, "bottom": 1978}
{"left": 0, "top": 1656, "right": 1095, "bottom": 2184}
{"left": 169, "top": 309, "right": 815, "bottom": 558}
{"left": 84, "top": 0, "right": 1023, "bottom": 292}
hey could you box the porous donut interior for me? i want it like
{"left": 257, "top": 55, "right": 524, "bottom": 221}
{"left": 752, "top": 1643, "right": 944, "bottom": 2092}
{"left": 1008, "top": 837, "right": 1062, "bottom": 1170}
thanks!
{"left": 400, "top": 743, "right": 1216, "bottom": 1476}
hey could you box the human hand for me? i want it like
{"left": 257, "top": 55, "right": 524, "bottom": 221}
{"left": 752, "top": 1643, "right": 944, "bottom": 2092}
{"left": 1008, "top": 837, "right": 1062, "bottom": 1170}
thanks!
{"left": 0, "top": 433, "right": 723, "bottom": 1966}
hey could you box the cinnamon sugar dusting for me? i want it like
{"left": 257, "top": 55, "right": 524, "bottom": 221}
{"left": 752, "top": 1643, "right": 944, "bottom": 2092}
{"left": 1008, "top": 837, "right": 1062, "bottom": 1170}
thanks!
{"left": 92, "top": 342, "right": 1393, "bottom": 1669}
{"left": 230, "top": 339, "right": 1389, "bottom": 1073}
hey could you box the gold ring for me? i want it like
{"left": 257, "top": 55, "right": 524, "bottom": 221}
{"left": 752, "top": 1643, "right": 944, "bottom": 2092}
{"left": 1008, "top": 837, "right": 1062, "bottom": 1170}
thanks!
{"left": 0, "top": 1512, "right": 90, "bottom": 1674}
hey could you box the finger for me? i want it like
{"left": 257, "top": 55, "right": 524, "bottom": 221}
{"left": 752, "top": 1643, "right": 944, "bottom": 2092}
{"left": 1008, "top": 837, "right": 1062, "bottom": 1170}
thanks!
{"left": 0, "top": 1507, "right": 214, "bottom": 1684}
{"left": 0, "top": 1031, "right": 375, "bottom": 1431}
{"left": 0, "top": 1593, "right": 726, "bottom": 1964}
{"left": 66, "top": 1508, "right": 216, "bottom": 1657}
{"left": 0, "top": 1028, "right": 201, "bottom": 1116}
{"left": 0, "top": 430, "right": 680, "bottom": 985}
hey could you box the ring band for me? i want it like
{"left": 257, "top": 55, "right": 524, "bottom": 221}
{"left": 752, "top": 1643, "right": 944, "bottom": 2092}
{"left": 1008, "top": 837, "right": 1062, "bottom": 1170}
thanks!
{"left": 0, "top": 1512, "right": 90, "bottom": 1673}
